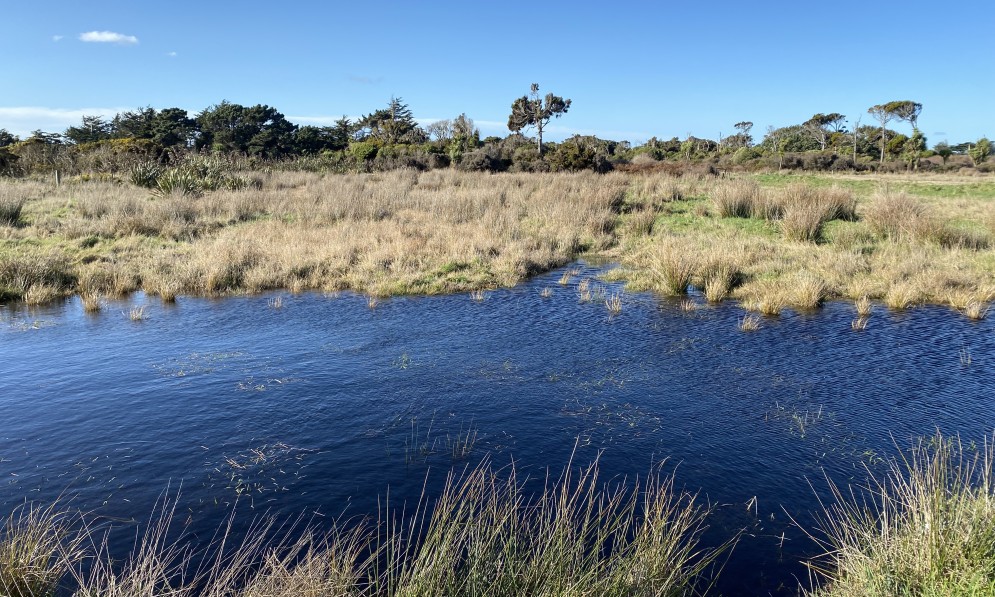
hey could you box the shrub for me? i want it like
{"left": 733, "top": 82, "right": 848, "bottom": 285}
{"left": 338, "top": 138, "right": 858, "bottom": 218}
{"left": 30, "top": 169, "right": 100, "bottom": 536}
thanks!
{"left": 155, "top": 168, "right": 202, "bottom": 196}
{"left": 511, "top": 145, "right": 548, "bottom": 173}
{"left": 459, "top": 147, "right": 506, "bottom": 172}
{"left": 347, "top": 141, "right": 379, "bottom": 162}
{"left": 0, "top": 147, "right": 20, "bottom": 177}
{"left": 129, "top": 160, "right": 162, "bottom": 189}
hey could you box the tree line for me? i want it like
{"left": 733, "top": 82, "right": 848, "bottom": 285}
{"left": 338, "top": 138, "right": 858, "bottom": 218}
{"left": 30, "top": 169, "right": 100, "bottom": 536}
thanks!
{"left": 0, "top": 85, "right": 991, "bottom": 177}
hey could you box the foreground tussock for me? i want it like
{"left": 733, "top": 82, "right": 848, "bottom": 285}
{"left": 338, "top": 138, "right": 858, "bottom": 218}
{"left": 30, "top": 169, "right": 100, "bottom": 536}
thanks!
{"left": 0, "top": 505, "right": 84, "bottom": 597}
{"left": 806, "top": 434, "right": 995, "bottom": 596}
{"left": 0, "top": 461, "right": 732, "bottom": 597}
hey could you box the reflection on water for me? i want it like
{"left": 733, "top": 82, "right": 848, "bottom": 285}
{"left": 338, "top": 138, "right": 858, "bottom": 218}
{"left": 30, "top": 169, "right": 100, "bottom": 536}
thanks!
{"left": 2, "top": 261, "right": 993, "bottom": 596}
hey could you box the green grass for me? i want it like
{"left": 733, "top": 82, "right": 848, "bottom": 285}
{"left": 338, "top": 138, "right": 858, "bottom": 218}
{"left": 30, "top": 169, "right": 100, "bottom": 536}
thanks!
{"left": 754, "top": 172, "right": 995, "bottom": 201}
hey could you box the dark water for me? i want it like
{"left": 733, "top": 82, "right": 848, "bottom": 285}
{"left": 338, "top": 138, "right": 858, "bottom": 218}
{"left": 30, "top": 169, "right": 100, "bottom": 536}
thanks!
{"left": 2, "top": 261, "right": 993, "bottom": 595}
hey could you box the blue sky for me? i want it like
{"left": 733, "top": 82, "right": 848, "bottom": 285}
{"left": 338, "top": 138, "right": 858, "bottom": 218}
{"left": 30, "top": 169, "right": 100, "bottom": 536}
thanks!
{"left": 2, "top": 1, "right": 992, "bottom": 145}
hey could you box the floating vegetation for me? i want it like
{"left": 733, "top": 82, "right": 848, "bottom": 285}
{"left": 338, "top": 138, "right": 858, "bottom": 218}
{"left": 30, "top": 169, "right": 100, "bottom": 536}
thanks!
{"left": 393, "top": 353, "right": 412, "bottom": 369}
{"left": 153, "top": 351, "right": 248, "bottom": 378}
{"left": 235, "top": 375, "right": 300, "bottom": 392}
{"left": 208, "top": 441, "right": 316, "bottom": 504}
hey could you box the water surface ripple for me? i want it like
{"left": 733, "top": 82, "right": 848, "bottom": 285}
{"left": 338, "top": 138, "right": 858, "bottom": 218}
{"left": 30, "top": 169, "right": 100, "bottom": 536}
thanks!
{"left": 2, "top": 261, "right": 993, "bottom": 595}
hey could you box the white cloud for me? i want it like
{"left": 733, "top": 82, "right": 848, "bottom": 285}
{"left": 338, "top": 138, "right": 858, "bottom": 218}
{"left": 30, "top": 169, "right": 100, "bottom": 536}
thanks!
{"left": 0, "top": 106, "right": 129, "bottom": 138}
{"left": 52, "top": 35, "right": 63, "bottom": 42}
{"left": 166, "top": 51, "right": 177, "bottom": 57}
{"left": 79, "top": 31, "right": 139, "bottom": 45}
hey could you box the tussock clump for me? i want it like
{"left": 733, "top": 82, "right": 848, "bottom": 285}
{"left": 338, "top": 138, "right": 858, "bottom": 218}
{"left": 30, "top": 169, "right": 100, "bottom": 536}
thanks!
{"left": 806, "top": 434, "right": 995, "bottom": 597}
{"left": 790, "top": 273, "right": 828, "bottom": 309}
{"left": 712, "top": 179, "right": 761, "bottom": 218}
{"left": 198, "top": 241, "right": 261, "bottom": 295}
{"left": 778, "top": 185, "right": 856, "bottom": 243}
{"left": 855, "top": 296, "right": 872, "bottom": 318}
{"left": 0, "top": 505, "right": 84, "bottom": 597}
{"left": 811, "top": 185, "right": 858, "bottom": 222}
{"left": 81, "top": 292, "right": 102, "bottom": 313}
{"left": 938, "top": 226, "right": 991, "bottom": 250}
{"left": 703, "top": 269, "right": 735, "bottom": 303}
{"left": 0, "top": 250, "right": 75, "bottom": 302}
{"left": 862, "top": 191, "right": 956, "bottom": 245}
{"left": 0, "top": 192, "right": 25, "bottom": 226}
{"left": 884, "top": 281, "right": 921, "bottom": 311}
{"left": 745, "top": 280, "right": 785, "bottom": 316}
{"left": 748, "top": 191, "right": 785, "bottom": 221}
{"left": 626, "top": 208, "right": 657, "bottom": 237}
{"left": 648, "top": 241, "right": 697, "bottom": 295}
{"left": 962, "top": 299, "right": 989, "bottom": 321}
{"left": 739, "top": 314, "right": 762, "bottom": 331}
{"left": 781, "top": 201, "right": 830, "bottom": 242}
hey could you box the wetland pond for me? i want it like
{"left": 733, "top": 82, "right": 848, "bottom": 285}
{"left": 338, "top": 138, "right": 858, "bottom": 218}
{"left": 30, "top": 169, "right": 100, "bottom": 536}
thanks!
{"left": 2, "top": 261, "right": 993, "bottom": 595}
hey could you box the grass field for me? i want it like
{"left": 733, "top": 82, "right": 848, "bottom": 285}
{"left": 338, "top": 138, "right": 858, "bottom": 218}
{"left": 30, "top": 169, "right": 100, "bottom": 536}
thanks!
{"left": 1, "top": 169, "right": 994, "bottom": 313}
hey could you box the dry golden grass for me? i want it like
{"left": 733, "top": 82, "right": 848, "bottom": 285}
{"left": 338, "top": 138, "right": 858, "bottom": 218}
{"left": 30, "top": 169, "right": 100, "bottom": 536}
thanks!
{"left": 2, "top": 171, "right": 994, "bottom": 309}
{"left": 81, "top": 292, "right": 102, "bottom": 313}
{"left": 962, "top": 299, "right": 989, "bottom": 321}
{"left": 0, "top": 170, "right": 625, "bottom": 302}
{"left": 854, "top": 296, "right": 872, "bottom": 318}
{"left": 739, "top": 314, "right": 762, "bottom": 331}
{"left": 605, "top": 291, "right": 623, "bottom": 314}
{"left": 790, "top": 272, "right": 828, "bottom": 310}
{"left": 646, "top": 239, "right": 697, "bottom": 295}
{"left": 712, "top": 179, "right": 762, "bottom": 218}
{"left": 1, "top": 504, "right": 84, "bottom": 597}
{"left": 884, "top": 281, "right": 921, "bottom": 311}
